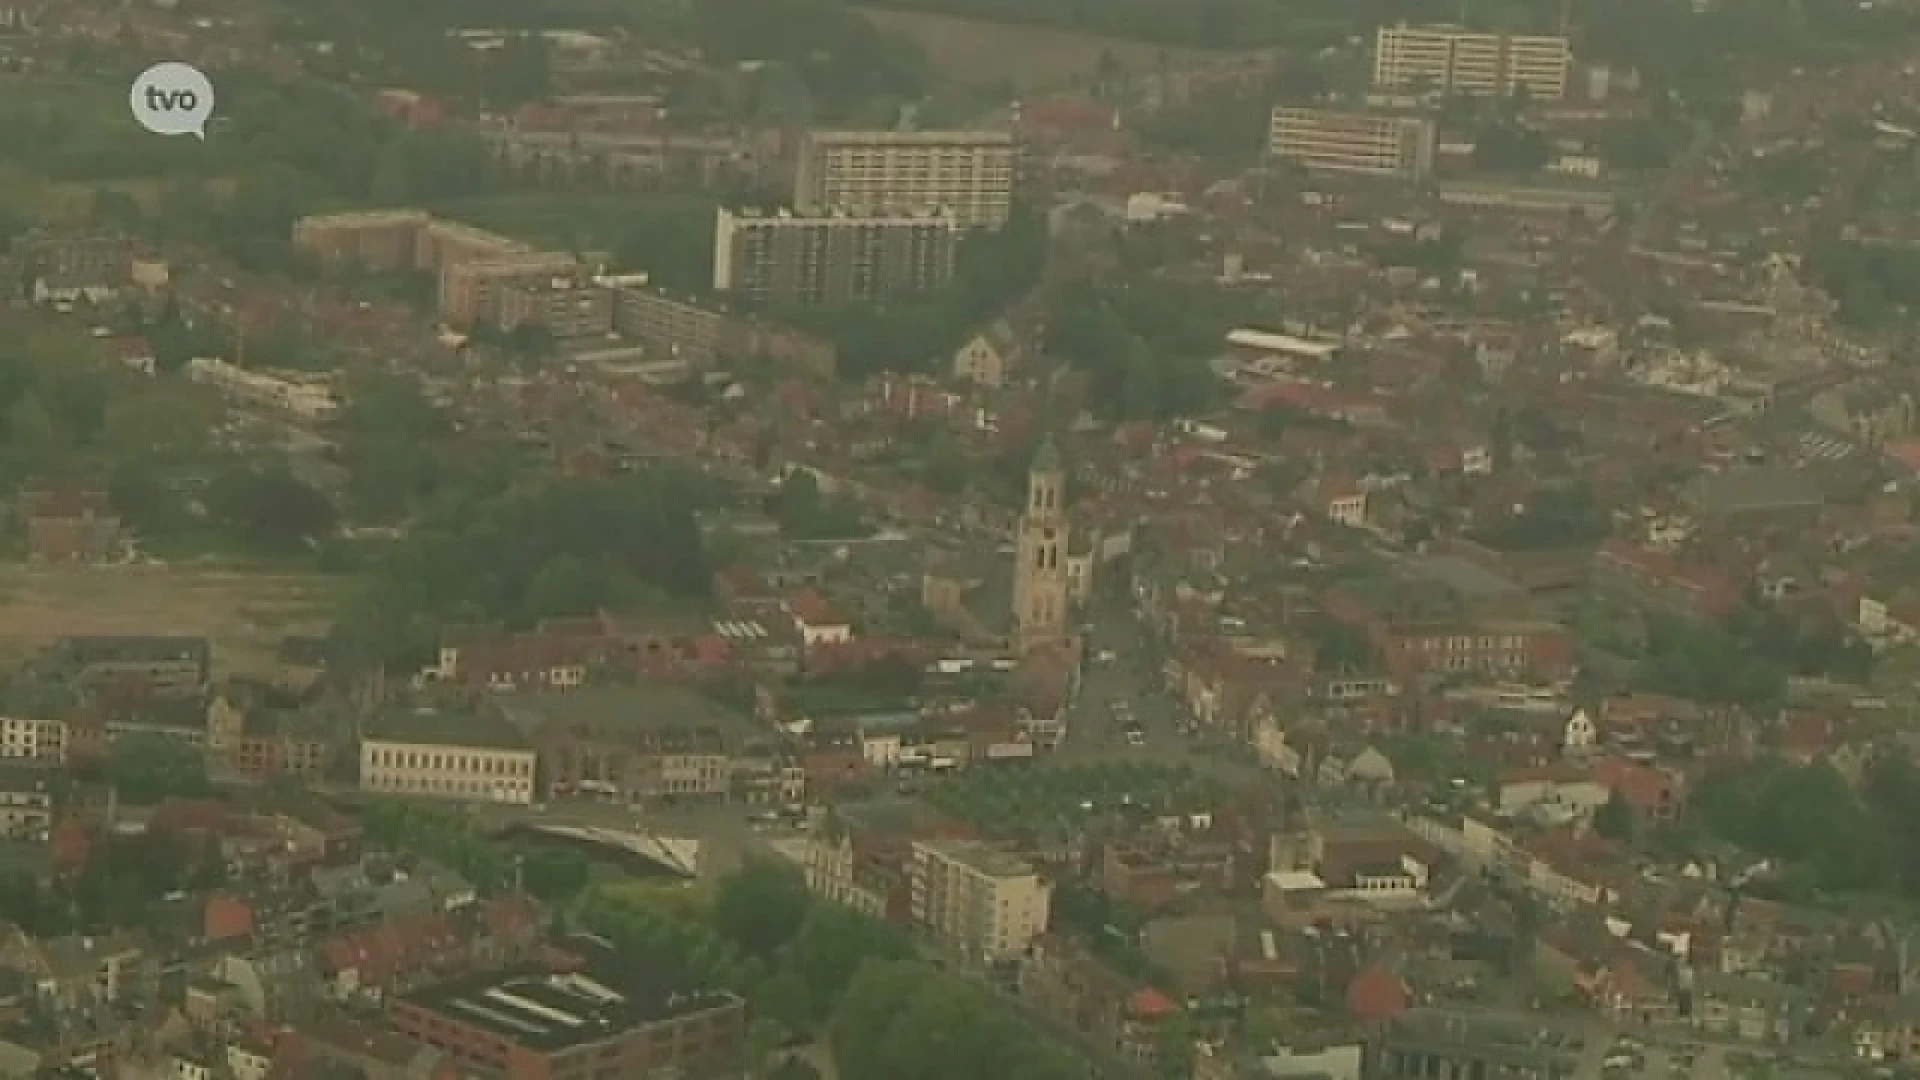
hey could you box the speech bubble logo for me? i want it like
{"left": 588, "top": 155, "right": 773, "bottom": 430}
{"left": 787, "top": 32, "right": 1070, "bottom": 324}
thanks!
{"left": 129, "top": 62, "right": 215, "bottom": 139}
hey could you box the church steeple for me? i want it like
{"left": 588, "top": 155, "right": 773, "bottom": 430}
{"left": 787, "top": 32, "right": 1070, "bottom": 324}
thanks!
{"left": 1013, "top": 435, "right": 1070, "bottom": 654}
{"left": 1026, "top": 436, "right": 1064, "bottom": 518}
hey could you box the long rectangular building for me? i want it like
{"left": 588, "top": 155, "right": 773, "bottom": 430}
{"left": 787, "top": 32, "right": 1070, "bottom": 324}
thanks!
{"left": 609, "top": 285, "right": 838, "bottom": 377}
{"left": 1269, "top": 108, "right": 1435, "bottom": 180}
{"left": 440, "top": 251, "right": 580, "bottom": 327}
{"left": 713, "top": 207, "right": 958, "bottom": 308}
{"left": 391, "top": 935, "right": 745, "bottom": 1080}
{"left": 1373, "top": 23, "right": 1571, "bottom": 100}
{"left": 795, "top": 130, "right": 1018, "bottom": 230}
{"left": 291, "top": 212, "right": 527, "bottom": 275}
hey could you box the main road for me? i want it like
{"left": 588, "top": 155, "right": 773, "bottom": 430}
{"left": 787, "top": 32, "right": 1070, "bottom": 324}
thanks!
{"left": 1053, "top": 597, "right": 1267, "bottom": 787}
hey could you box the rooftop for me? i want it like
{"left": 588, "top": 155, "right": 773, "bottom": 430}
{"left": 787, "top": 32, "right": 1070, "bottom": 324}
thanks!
{"left": 806, "top": 129, "right": 1015, "bottom": 146}
{"left": 365, "top": 702, "right": 532, "bottom": 751}
{"left": 915, "top": 837, "right": 1039, "bottom": 879}
{"left": 1682, "top": 465, "right": 1825, "bottom": 514}
{"left": 505, "top": 685, "right": 755, "bottom": 744}
{"left": 400, "top": 936, "right": 740, "bottom": 1052}
{"left": 1396, "top": 554, "right": 1525, "bottom": 600}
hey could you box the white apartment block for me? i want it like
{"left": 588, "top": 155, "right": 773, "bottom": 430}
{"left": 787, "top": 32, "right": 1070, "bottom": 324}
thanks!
{"left": 794, "top": 130, "right": 1018, "bottom": 230}
{"left": 910, "top": 838, "right": 1051, "bottom": 965}
{"left": 1374, "top": 24, "right": 1571, "bottom": 100}
{"left": 1269, "top": 108, "right": 1437, "bottom": 180}
{"left": 0, "top": 717, "right": 64, "bottom": 762}
{"left": 186, "top": 357, "right": 339, "bottom": 420}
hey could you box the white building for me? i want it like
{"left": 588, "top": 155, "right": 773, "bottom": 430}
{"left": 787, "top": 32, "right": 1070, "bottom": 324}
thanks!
{"left": 794, "top": 130, "right": 1018, "bottom": 230}
{"left": 0, "top": 716, "right": 65, "bottom": 762}
{"left": 911, "top": 838, "right": 1051, "bottom": 965}
{"left": 186, "top": 357, "right": 338, "bottom": 420}
{"left": 1373, "top": 24, "right": 1572, "bottom": 100}
{"left": 359, "top": 704, "right": 537, "bottom": 805}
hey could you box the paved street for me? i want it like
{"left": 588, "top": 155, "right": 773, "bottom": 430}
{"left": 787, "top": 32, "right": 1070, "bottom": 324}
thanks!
{"left": 1056, "top": 601, "right": 1266, "bottom": 786}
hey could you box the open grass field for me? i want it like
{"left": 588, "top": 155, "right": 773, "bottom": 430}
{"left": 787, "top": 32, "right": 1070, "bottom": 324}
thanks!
{"left": 0, "top": 563, "right": 340, "bottom": 676}
{"left": 855, "top": 7, "right": 1223, "bottom": 90}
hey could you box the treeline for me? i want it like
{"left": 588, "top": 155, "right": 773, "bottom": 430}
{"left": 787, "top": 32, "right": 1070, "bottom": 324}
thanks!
{"left": 784, "top": 204, "right": 1048, "bottom": 379}
{"left": 1471, "top": 484, "right": 1607, "bottom": 551}
{"left": 0, "top": 826, "right": 223, "bottom": 936}
{"left": 360, "top": 803, "right": 591, "bottom": 903}
{"left": 1804, "top": 236, "right": 1920, "bottom": 330}
{"left": 1636, "top": 606, "right": 1872, "bottom": 708}
{"left": 273, "top": 0, "right": 929, "bottom": 121}
{"left": 857, "top": 0, "right": 1405, "bottom": 49}
{"left": 1044, "top": 278, "right": 1229, "bottom": 421}
{"left": 694, "top": 0, "right": 930, "bottom": 116}
{"left": 1585, "top": 0, "right": 1920, "bottom": 96}
{"left": 0, "top": 66, "right": 500, "bottom": 272}
{"left": 338, "top": 469, "right": 716, "bottom": 665}
{"left": 1693, "top": 752, "right": 1920, "bottom": 904}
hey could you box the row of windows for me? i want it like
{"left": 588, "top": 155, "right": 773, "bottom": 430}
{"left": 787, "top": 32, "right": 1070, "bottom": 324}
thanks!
{"left": 367, "top": 773, "right": 531, "bottom": 798}
{"left": 364, "top": 748, "right": 533, "bottom": 776}
{"left": 1410, "top": 634, "right": 1529, "bottom": 653}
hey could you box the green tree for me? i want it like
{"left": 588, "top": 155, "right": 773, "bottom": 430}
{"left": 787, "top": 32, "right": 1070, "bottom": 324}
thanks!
{"left": 340, "top": 471, "right": 714, "bottom": 665}
{"left": 757, "top": 969, "right": 817, "bottom": 1038}
{"left": 519, "top": 847, "right": 590, "bottom": 904}
{"left": 204, "top": 464, "right": 339, "bottom": 554}
{"left": 336, "top": 371, "right": 449, "bottom": 521}
{"left": 525, "top": 554, "right": 612, "bottom": 621}
{"left": 790, "top": 904, "right": 915, "bottom": 1011}
{"left": 6, "top": 393, "right": 65, "bottom": 470}
{"left": 768, "top": 1058, "right": 825, "bottom": 1080}
{"left": 107, "top": 734, "right": 212, "bottom": 804}
{"left": 1594, "top": 790, "right": 1636, "bottom": 843}
{"left": 483, "top": 34, "right": 553, "bottom": 109}
{"left": 1472, "top": 122, "right": 1551, "bottom": 173}
{"left": 713, "top": 859, "right": 813, "bottom": 961}
{"left": 101, "top": 392, "right": 215, "bottom": 466}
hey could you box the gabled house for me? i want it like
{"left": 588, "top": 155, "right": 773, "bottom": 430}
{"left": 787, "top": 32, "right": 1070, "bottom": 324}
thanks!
{"left": 953, "top": 320, "right": 1024, "bottom": 389}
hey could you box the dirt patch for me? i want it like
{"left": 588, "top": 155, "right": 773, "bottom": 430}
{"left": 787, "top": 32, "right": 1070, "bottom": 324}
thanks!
{"left": 858, "top": 7, "right": 1215, "bottom": 90}
{"left": 0, "top": 563, "right": 339, "bottom": 677}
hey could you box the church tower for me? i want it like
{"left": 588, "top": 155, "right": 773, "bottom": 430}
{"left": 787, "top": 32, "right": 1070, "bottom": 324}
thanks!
{"left": 1012, "top": 437, "right": 1070, "bottom": 653}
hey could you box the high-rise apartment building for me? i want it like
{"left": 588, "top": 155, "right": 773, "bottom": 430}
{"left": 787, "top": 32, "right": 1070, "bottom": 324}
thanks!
{"left": 292, "top": 211, "right": 433, "bottom": 272}
{"left": 1269, "top": 108, "right": 1436, "bottom": 180}
{"left": 498, "top": 277, "right": 613, "bottom": 339}
{"left": 713, "top": 207, "right": 958, "bottom": 308}
{"left": 1373, "top": 24, "right": 1572, "bottom": 100}
{"left": 292, "top": 212, "right": 532, "bottom": 278}
{"left": 910, "top": 838, "right": 1051, "bottom": 965}
{"left": 794, "top": 130, "right": 1018, "bottom": 230}
{"left": 440, "top": 251, "right": 580, "bottom": 327}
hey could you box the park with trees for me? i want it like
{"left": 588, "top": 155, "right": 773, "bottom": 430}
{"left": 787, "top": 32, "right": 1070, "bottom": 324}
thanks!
{"left": 352, "top": 808, "right": 1090, "bottom": 1080}
{"left": 578, "top": 861, "right": 1085, "bottom": 1080}
{"left": 1690, "top": 750, "right": 1920, "bottom": 909}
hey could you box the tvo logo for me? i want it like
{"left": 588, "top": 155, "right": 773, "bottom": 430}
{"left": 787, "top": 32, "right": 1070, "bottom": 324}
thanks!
{"left": 129, "top": 62, "right": 216, "bottom": 139}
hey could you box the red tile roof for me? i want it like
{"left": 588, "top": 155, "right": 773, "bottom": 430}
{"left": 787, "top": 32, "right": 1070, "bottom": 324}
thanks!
{"left": 319, "top": 913, "right": 463, "bottom": 987}
{"left": 1126, "top": 986, "right": 1178, "bottom": 1020}
{"left": 1345, "top": 964, "right": 1410, "bottom": 1023}
{"left": 785, "top": 588, "right": 847, "bottom": 629}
